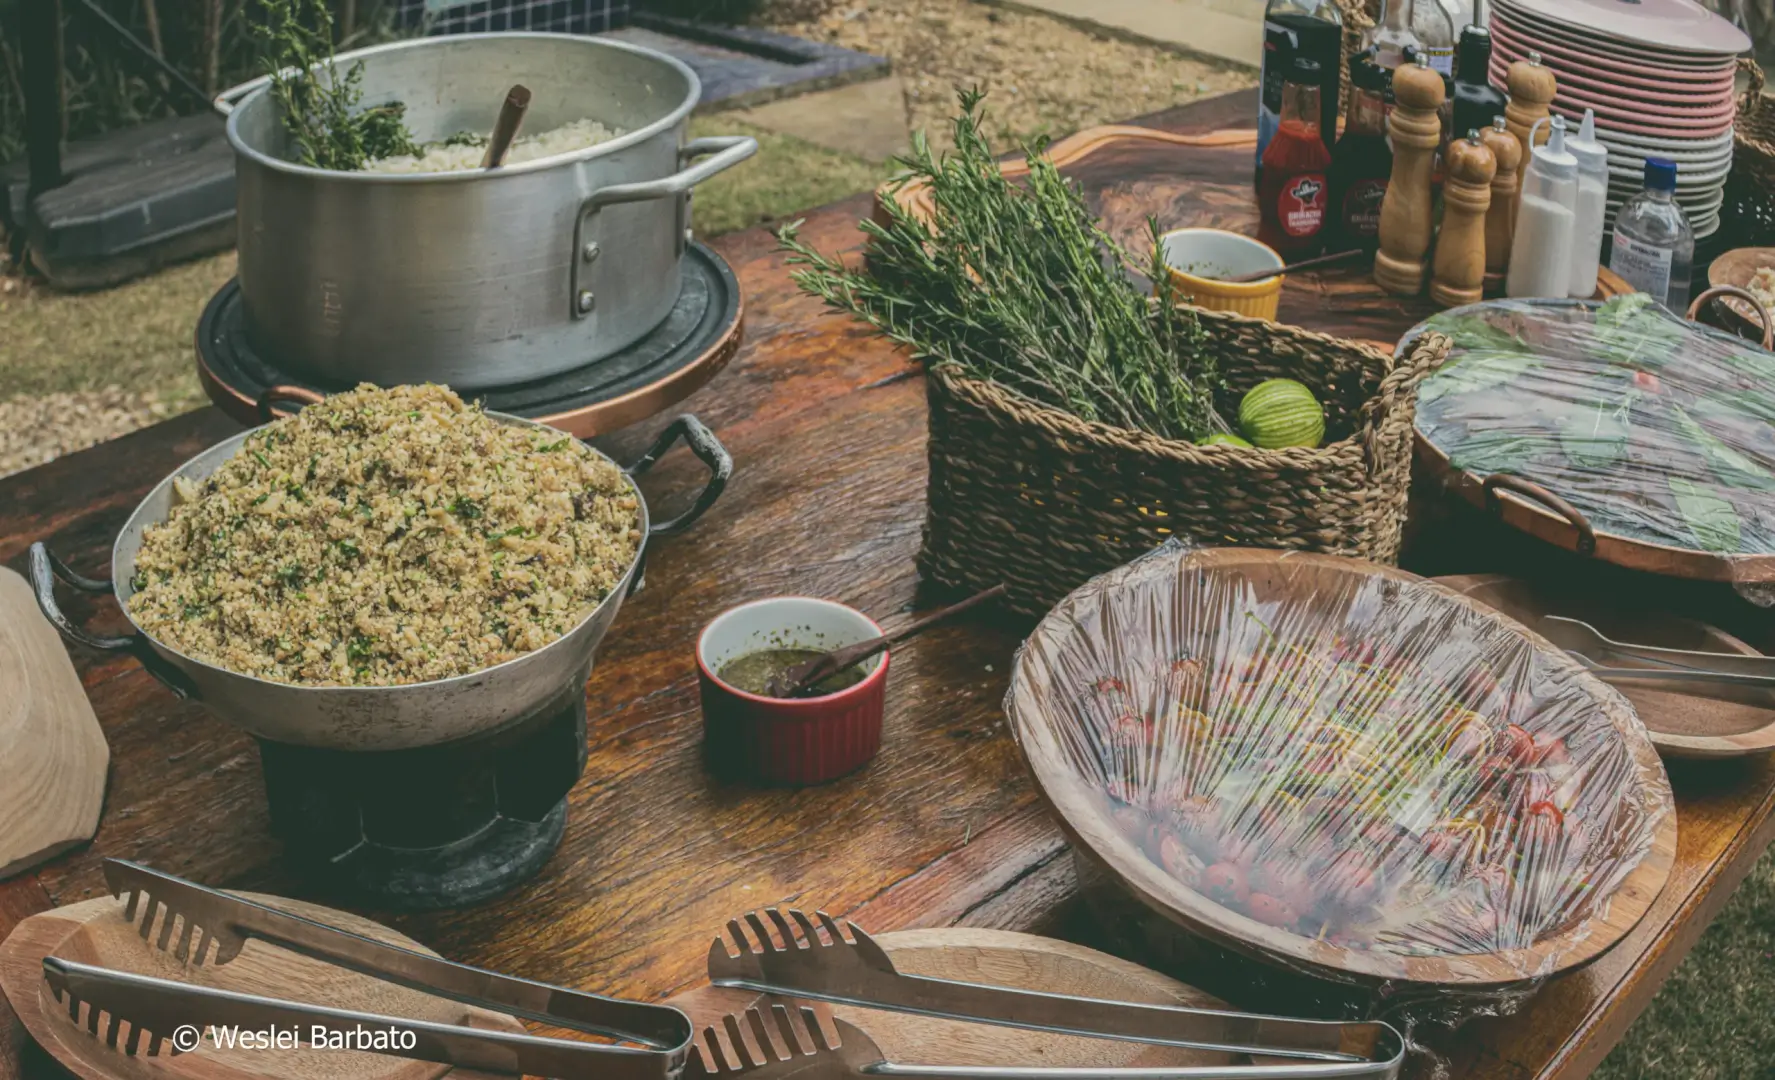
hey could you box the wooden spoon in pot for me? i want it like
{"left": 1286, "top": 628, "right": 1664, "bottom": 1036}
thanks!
{"left": 766, "top": 584, "right": 1007, "bottom": 698}
{"left": 481, "top": 84, "right": 533, "bottom": 169}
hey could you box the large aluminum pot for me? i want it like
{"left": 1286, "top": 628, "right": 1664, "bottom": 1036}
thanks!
{"left": 215, "top": 34, "right": 756, "bottom": 390}
{"left": 30, "top": 413, "right": 731, "bottom": 753}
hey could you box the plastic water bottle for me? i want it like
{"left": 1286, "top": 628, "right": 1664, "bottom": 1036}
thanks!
{"left": 1609, "top": 158, "right": 1695, "bottom": 312}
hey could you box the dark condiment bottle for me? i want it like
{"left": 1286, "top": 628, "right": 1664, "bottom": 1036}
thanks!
{"left": 1328, "top": 52, "right": 1393, "bottom": 253}
{"left": 1257, "top": 0, "right": 1343, "bottom": 187}
{"left": 1258, "top": 56, "right": 1334, "bottom": 258}
{"left": 1450, "top": 25, "right": 1508, "bottom": 144}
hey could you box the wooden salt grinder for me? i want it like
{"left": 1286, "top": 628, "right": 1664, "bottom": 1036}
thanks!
{"left": 1431, "top": 132, "right": 1497, "bottom": 308}
{"left": 1505, "top": 52, "right": 1557, "bottom": 225}
{"left": 1374, "top": 58, "right": 1446, "bottom": 297}
{"left": 1480, "top": 116, "right": 1521, "bottom": 291}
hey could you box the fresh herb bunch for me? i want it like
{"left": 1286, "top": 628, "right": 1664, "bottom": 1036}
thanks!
{"left": 778, "top": 89, "right": 1223, "bottom": 441}
{"left": 252, "top": 0, "right": 417, "bottom": 171}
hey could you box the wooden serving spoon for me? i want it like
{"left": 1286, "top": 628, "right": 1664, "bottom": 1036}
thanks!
{"left": 766, "top": 584, "right": 1007, "bottom": 698}
{"left": 481, "top": 84, "right": 533, "bottom": 169}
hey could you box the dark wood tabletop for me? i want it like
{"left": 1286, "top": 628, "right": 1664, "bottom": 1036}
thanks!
{"left": 3, "top": 87, "right": 1773, "bottom": 1080}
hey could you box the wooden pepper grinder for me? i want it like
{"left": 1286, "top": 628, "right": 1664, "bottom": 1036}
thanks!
{"left": 1480, "top": 116, "right": 1521, "bottom": 294}
{"left": 1431, "top": 131, "right": 1498, "bottom": 308}
{"left": 1505, "top": 52, "right": 1557, "bottom": 225}
{"left": 1374, "top": 57, "right": 1446, "bottom": 297}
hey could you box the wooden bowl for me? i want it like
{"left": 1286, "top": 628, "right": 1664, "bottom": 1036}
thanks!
{"left": 1435, "top": 573, "right": 1775, "bottom": 759}
{"left": 1704, "top": 248, "right": 1775, "bottom": 341}
{"left": 1007, "top": 548, "right": 1676, "bottom": 988}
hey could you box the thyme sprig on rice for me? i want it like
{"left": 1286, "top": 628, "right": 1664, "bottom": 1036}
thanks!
{"left": 129, "top": 385, "right": 640, "bottom": 687}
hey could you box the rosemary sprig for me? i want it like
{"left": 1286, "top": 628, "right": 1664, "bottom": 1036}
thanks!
{"left": 251, "top": 0, "right": 417, "bottom": 171}
{"left": 778, "top": 89, "right": 1223, "bottom": 441}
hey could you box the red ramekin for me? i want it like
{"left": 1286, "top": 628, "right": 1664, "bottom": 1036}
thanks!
{"left": 697, "top": 597, "right": 889, "bottom": 786}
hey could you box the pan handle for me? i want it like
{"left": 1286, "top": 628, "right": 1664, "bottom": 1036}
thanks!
{"left": 1687, "top": 285, "right": 1775, "bottom": 350}
{"left": 1482, "top": 474, "right": 1597, "bottom": 557}
{"left": 624, "top": 414, "right": 733, "bottom": 538}
{"left": 618, "top": 415, "right": 732, "bottom": 599}
{"left": 258, "top": 385, "right": 326, "bottom": 423}
{"left": 28, "top": 543, "right": 198, "bottom": 699}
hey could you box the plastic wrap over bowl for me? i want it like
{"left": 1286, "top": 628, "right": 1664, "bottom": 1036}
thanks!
{"left": 1007, "top": 545, "right": 1675, "bottom": 989}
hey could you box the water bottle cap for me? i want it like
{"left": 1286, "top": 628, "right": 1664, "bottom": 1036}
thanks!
{"left": 1644, "top": 157, "right": 1678, "bottom": 191}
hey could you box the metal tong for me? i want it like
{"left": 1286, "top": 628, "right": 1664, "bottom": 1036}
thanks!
{"left": 1539, "top": 616, "right": 1775, "bottom": 702}
{"left": 41, "top": 859, "right": 694, "bottom": 1080}
{"left": 690, "top": 908, "right": 1405, "bottom": 1080}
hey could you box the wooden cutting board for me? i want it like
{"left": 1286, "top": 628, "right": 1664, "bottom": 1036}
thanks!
{"left": 0, "top": 566, "right": 108, "bottom": 879}
{"left": 0, "top": 894, "right": 521, "bottom": 1080}
{"left": 666, "top": 926, "right": 1239, "bottom": 1072}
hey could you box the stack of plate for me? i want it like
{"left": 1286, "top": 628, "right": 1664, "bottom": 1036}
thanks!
{"left": 1485, "top": 0, "right": 1750, "bottom": 240}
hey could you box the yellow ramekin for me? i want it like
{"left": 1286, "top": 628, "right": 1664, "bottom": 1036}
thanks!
{"left": 1157, "top": 228, "right": 1286, "bottom": 322}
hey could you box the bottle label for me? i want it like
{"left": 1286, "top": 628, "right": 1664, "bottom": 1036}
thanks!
{"left": 1342, "top": 177, "right": 1388, "bottom": 239}
{"left": 1279, "top": 173, "right": 1329, "bottom": 237}
{"left": 1425, "top": 46, "right": 1455, "bottom": 76}
{"left": 1610, "top": 232, "right": 1674, "bottom": 305}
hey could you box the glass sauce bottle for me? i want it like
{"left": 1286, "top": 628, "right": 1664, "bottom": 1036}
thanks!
{"left": 1258, "top": 56, "right": 1334, "bottom": 258}
{"left": 1328, "top": 52, "right": 1392, "bottom": 253}
{"left": 1257, "top": 0, "right": 1343, "bottom": 185}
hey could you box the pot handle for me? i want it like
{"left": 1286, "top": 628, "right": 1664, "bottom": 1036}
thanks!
{"left": 213, "top": 73, "right": 270, "bottom": 118}
{"left": 581, "top": 137, "right": 759, "bottom": 214}
{"left": 570, "top": 136, "right": 757, "bottom": 319}
{"left": 28, "top": 543, "right": 198, "bottom": 699}
{"left": 624, "top": 414, "right": 733, "bottom": 538}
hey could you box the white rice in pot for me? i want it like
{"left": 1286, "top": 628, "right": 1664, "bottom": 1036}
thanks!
{"left": 362, "top": 117, "right": 625, "bottom": 174}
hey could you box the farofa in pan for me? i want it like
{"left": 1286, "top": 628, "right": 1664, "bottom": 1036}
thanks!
{"left": 129, "top": 384, "right": 641, "bottom": 686}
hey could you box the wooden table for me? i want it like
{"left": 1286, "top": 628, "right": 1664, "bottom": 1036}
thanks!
{"left": 3, "top": 88, "right": 1773, "bottom": 1080}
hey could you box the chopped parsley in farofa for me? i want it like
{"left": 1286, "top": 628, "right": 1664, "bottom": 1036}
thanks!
{"left": 129, "top": 384, "right": 641, "bottom": 686}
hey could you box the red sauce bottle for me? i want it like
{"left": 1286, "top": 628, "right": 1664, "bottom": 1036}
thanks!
{"left": 1258, "top": 55, "right": 1334, "bottom": 258}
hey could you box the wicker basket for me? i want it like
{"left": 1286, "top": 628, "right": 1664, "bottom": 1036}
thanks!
{"left": 917, "top": 309, "right": 1452, "bottom": 616}
{"left": 1735, "top": 58, "right": 1775, "bottom": 195}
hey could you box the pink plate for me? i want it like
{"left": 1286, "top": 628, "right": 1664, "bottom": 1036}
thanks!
{"left": 1491, "top": 19, "right": 1738, "bottom": 84}
{"left": 1495, "top": 7, "right": 1740, "bottom": 68}
{"left": 1555, "top": 106, "right": 1734, "bottom": 139}
{"left": 1494, "top": 0, "right": 1749, "bottom": 55}
{"left": 1491, "top": 8, "right": 1739, "bottom": 69}
{"left": 1486, "top": 58, "right": 1737, "bottom": 129}
{"left": 1489, "top": 39, "right": 1735, "bottom": 103}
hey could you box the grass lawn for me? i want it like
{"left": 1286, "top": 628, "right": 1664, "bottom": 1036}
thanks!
{"left": 0, "top": 116, "right": 888, "bottom": 406}
{"left": 4, "top": 88, "right": 1775, "bottom": 1079}
{"left": 1594, "top": 843, "right": 1775, "bottom": 1078}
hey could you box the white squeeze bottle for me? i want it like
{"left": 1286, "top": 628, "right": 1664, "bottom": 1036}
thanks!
{"left": 1506, "top": 115, "right": 1577, "bottom": 299}
{"left": 1565, "top": 109, "right": 1610, "bottom": 299}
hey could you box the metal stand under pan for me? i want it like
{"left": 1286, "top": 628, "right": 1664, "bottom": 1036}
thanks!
{"left": 260, "top": 665, "right": 591, "bottom": 911}
{"left": 196, "top": 241, "right": 743, "bottom": 436}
